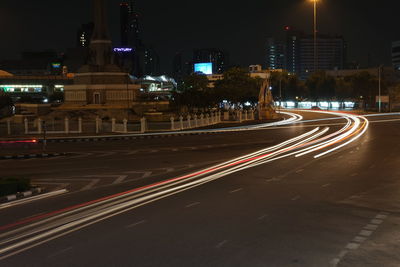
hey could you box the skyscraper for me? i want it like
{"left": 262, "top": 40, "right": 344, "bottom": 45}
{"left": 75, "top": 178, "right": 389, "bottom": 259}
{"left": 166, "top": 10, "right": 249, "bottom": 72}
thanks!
{"left": 284, "top": 26, "right": 302, "bottom": 75}
{"left": 144, "top": 47, "right": 160, "bottom": 76}
{"left": 120, "top": 1, "right": 141, "bottom": 48}
{"left": 392, "top": 41, "right": 400, "bottom": 70}
{"left": 266, "top": 38, "right": 285, "bottom": 70}
{"left": 271, "top": 26, "right": 346, "bottom": 79}
{"left": 298, "top": 34, "right": 346, "bottom": 79}
{"left": 77, "top": 23, "right": 94, "bottom": 48}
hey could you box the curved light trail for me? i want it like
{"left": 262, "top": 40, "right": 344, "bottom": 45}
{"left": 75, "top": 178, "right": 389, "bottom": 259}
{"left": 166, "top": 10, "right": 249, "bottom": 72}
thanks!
{"left": 0, "top": 110, "right": 371, "bottom": 260}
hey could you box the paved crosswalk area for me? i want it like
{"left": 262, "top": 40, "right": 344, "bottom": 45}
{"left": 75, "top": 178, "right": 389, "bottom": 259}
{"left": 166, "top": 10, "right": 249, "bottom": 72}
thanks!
{"left": 31, "top": 163, "right": 200, "bottom": 192}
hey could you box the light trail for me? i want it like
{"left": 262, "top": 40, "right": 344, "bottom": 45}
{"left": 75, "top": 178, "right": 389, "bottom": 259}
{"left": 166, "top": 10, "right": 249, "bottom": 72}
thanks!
{"left": 0, "top": 110, "right": 371, "bottom": 260}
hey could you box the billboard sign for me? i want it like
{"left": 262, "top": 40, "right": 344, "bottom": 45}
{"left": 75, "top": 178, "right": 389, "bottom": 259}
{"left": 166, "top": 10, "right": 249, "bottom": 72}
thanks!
{"left": 113, "top": 47, "right": 133, "bottom": 53}
{"left": 194, "top": 63, "right": 213, "bottom": 75}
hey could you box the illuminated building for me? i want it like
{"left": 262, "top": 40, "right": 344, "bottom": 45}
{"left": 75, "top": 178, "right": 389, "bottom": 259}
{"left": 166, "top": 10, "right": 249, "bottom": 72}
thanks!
{"left": 266, "top": 38, "right": 285, "bottom": 70}
{"left": 76, "top": 23, "right": 94, "bottom": 48}
{"left": 267, "top": 27, "right": 346, "bottom": 79}
{"left": 392, "top": 41, "right": 400, "bottom": 70}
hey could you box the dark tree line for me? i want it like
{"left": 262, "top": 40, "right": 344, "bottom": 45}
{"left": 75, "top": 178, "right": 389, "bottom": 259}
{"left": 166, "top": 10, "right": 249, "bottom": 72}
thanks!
{"left": 172, "top": 67, "right": 398, "bottom": 110}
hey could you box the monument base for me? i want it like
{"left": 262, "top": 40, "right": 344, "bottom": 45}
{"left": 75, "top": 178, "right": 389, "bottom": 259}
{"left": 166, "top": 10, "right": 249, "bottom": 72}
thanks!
{"left": 258, "top": 107, "right": 277, "bottom": 120}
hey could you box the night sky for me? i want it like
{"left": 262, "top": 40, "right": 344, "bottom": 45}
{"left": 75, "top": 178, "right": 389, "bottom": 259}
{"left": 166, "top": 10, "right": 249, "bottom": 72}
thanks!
{"left": 0, "top": 0, "right": 399, "bottom": 73}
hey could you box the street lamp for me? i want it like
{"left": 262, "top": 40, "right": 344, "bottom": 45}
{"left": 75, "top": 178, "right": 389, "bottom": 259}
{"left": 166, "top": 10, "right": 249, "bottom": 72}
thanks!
{"left": 378, "top": 64, "right": 384, "bottom": 112}
{"left": 309, "top": 0, "right": 319, "bottom": 73}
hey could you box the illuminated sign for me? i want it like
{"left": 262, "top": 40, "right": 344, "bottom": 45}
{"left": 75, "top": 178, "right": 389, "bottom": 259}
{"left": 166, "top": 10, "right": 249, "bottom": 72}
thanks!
{"left": 52, "top": 63, "right": 61, "bottom": 68}
{"left": 0, "top": 85, "right": 43, "bottom": 93}
{"left": 113, "top": 47, "right": 133, "bottom": 53}
{"left": 194, "top": 63, "right": 213, "bottom": 75}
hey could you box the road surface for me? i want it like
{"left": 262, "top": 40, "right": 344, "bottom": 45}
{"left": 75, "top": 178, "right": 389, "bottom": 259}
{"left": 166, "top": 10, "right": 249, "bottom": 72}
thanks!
{"left": 0, "top": 110, "right": 399, "bottom": 266}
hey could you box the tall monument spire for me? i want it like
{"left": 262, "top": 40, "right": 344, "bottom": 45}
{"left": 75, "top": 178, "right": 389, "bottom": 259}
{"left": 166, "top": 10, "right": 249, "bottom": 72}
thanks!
{"left": 89, "top": 0, "right": 113, "bottom": 67}
{"left": 92, "top": 0, "right": 110, "bottom": 41}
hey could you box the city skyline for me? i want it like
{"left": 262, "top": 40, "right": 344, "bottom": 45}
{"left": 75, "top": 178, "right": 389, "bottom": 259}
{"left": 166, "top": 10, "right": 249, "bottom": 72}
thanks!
{"left": 0, "top": 0, "right": 399, "bottom": 74}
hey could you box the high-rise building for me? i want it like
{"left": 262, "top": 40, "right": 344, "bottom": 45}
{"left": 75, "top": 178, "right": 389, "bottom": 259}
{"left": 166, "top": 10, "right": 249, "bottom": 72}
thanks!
{"left": 266, "top": 38, "right": 285, "bottom": 70}
{"left": 120, "top": 1, "right": 141, "bottom": 47}
{"left": 392, "top": 41, "right": 400, "bottom": 70}
{"left": 298, "top": 34, "right": 346, "bottom": 79}
{"left": 272, "top": 26, "right": 346, "bottom": 79}
{"left": 193, "top": 49, "right": 227, "bottom": 74}
{"left": 77, "top": 23, "right": 94, "bottom": 48}
{"left": 283, "top": 26, "right": 302, "bottom": 75}
{"left": 144, "top": 47, "right": 160, "bottom": 76}
{"left": 172, "top": 52, "right": 183, "bottom": 83}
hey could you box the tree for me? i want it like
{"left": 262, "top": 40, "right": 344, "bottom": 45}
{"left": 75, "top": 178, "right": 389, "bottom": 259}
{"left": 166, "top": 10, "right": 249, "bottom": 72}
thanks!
{"left": 344, "top": 71, "right": 378, "bottom": 108}
{"left": 389, "top": 83, "right": 400, "bottom": 111}
{"left": 214, "top": 67, "right": 260, "bottom": 106}
{"left": 270, "top": 72, "right": 308, "bottom": 100}
{"left": 0, "top": 92, "right": 12, "bottom": 109}
{"left": 171, "top": 73, "right": 216, "bottom": 111}
{"left": 305, "top": 71, "right": 336, "bottom": 100}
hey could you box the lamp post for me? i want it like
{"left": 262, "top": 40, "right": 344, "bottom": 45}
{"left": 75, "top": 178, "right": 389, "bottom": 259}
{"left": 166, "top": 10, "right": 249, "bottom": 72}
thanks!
{"left": 378, "top": 64, "right": 384, "bottom": 112}
{"left": 310, "top": 0, "right": 319, "bottom": 73}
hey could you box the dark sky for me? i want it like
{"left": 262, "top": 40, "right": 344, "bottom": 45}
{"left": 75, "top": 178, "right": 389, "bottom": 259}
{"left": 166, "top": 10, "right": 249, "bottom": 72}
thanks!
{"left": 0, "top": 0, "right": 399, "bottom": 73}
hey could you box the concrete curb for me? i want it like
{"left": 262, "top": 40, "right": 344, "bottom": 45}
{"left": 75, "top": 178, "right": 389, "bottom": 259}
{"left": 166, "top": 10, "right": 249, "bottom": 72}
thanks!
{"left": 0, "top": 187, "right": 43, "bottom": 203}
{"left": 45, "top": 131, "right": 223, "bottom": 143}
{"left": 0, "top": 152, "right": 68, "bottom": 160}
{"left": 0, "top": 189, "right": 68, "bottom": 209}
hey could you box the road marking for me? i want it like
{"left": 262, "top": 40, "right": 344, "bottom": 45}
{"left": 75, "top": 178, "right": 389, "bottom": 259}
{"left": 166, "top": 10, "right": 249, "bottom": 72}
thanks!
{"left": 68, "top": 153, "right": 93, "bottom": 159}
{"left": 321, "top": 183, "right": 331, "bottom": 187}
{"left": 215, "top": 240, "right": 228, "bottom": 249}
{"left": 359, "top": 230, "right": 372, "bottom": 237}
{"left": 330, "top": 211, "right": 390, "bottom": 267}
{"left": 370, "top": 219, "right": 383, "bottom": 225}
{"left": 47, "top": 246, "right": 73, "bottom": 259}
{"left": 229, "top": 188, "right": 243, "bottom": 194}
{"left": 126, "top": 220, "right": 146, "bottom": 228}
{"left": 291, "top": 195, "right": 301, "bottom": 201}
{"left": 80, "top": 179, "right": 100, "bottom": 191}
{"left": 113, "top": 175, "right": 128, "bottom": 184}
{"left": 94, "top": 152, "right": 115, "bottom": 158}
{"left": 185, "top": 202, "right": 200, "bottom": 208}
{"left": 353, "top": 236, "right": 366, "bottom": 243}
{"left": 345, "top": 243, "right": 359, "bottom": 250}
{"left": 295, "top": 169, "right": 304, "bottom": 173}
{"left": 265, "top": 177, "right": 281, "bottom": 182}
{"left": 350, "top": 173, "right": 358, "bottom": 177}
{"left": 126, "top": 150, "right": 138, "bottom": 155}
{"left": 258, "top": 214, "right": 268, "bottom": 220}
{"left": 124, "top": 171, "right": 152, "bottom": 180}
{"left": 364, "top": 224, "right": 378, "bottom": 230}
{"left": 369, "top": 164, "right": 375, "bottom": 169}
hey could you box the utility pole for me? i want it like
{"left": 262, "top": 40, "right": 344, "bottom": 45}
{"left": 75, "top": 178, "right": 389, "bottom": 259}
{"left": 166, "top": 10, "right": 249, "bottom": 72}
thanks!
{"left": 378, "top": 65, "right": 383, "bottom": 112}
{"left": 313, "top": 0, "right": 318, "bottom": 73}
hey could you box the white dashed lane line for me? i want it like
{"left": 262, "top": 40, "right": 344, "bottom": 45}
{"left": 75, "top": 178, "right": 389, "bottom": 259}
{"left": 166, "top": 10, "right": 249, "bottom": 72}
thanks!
{"left": 291, "top": 195, "right": 301, "bottom": 201}
{"left": 330, "top": 211, "right": 390, "bottom": 267}
{"left": 215, "top": 240, "right": 228, "bottom": 249}
{"left": 126, "top": 220, "right": 147, "bottom": 229}
{"left": 229, "top": 188, "right": 243, "bottom": 194}
{"left": 185, "top": 202, "right": 201, "bottom": 208}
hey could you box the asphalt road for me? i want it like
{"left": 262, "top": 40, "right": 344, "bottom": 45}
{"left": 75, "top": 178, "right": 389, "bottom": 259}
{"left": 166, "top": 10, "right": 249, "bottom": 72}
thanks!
{"left": 1, "top": 110, "right": 400, "bottom": 267}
